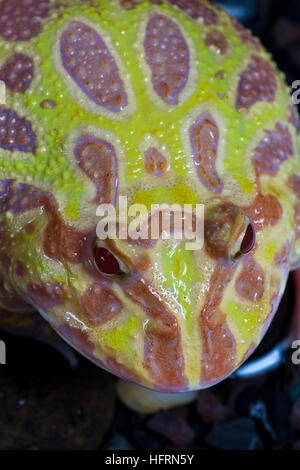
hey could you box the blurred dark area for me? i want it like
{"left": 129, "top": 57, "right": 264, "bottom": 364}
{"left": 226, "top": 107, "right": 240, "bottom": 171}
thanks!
{"left": 0, "top": 0, "right": 300, "bottom": 451}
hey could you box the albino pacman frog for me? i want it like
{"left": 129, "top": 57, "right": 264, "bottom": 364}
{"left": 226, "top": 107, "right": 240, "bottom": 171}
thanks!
{"left": 0, "top": 0, "right": 299, "bottom": 413}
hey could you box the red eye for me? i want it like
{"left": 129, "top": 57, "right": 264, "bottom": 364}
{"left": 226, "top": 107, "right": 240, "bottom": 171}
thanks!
{"left": 94, "top": 247, "right": 120, "bottom": 275}
{"left": 240, "top": 223, "right": 255, "bottom": 255}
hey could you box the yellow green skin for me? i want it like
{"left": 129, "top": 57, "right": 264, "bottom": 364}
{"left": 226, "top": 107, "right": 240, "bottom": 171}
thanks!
{"left": 0, "top": 0, "right": 299, "bottom": 392}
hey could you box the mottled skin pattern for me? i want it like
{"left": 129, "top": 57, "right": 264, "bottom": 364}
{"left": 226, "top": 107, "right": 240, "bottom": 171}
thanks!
{"left": 0, "top": 0, "right": 299, "bottom": 393}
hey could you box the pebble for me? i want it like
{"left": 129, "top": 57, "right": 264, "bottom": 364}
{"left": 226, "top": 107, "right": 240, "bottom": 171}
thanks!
{"left": 237, "top": 387, "right": 292, "bottom": 444}
{"left": 205, "top": 418, "right": 263, "bottom": 450}
{"left": 197, "top": 390, "right": 231, "bottom": 423}
{"left": 105, "top": 434, "right": 135, "bottom": 451}
{"left": 146, "top": 411, "right": 196, "bottom": 447}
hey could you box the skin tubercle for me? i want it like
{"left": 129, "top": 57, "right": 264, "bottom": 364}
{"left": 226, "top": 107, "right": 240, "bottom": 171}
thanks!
{"left": 0, "top": 0, "right": 299, "bottom": 392}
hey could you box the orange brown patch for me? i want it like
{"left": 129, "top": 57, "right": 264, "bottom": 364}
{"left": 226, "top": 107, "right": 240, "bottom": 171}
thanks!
{"left": 190, "top": 112, "right": 223, "bottom": 193}
{"left": 28, "top": 283, "right": 65, "bottom": 310}
{"left": 81, "top": 282, "right": 122, "bottom": 326}
{"left": 245, "top": 193, "right": 283, "bottom": 232}
{"left": 205, "top": 30, "right": 227, "bottom": 54}
{"left": 253, "top": 124, "right": 294, "bottom": 177}
{"left": 200, "top": 263, "right": 237, "bottom": 385}
{"left": 144, "top": 147, "right": 168, "bottom": 176}
{"left": 60, "top": 21, "right": 128, "bottom": 112}
{"left": 0, "top": 0, "right": 50, "bottom": 41}
{"left": 144, "top": 14, "right": 190, "bottom": 105}
{"left": 0, "top": 180, "right": 92, "bottom": 265}
{"left": 276, "top": 241, "right": 292, "bottom": 268}
{"left": 168, "top": 0, "right": 217, "bottom": 24}
{"left": 0, "top": 108, "right": 36, "bottom": 153}
{"left": 122, "top": 274, "right": 187, "bottom": 390}
{"left": 120, "top": 0, "right": 138, "bottom": 8}
{"left": 44, "top": 220, "right": 91, "bottom": 264}
{"left": 0, "top": 55, "right": 34, "bottom": 93}
{"left": 75, "top": 135, "right": 118, "bottom": 205}
{"left": 236, "top": 255, "right": 265, "bottom": 302}
{"left": 236, "top": 56, "right": 277, "bottom": 110}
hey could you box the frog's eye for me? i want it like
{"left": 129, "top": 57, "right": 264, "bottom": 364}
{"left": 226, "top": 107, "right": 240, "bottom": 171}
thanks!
{"left": 233, "top": 223, "right": 256, "bottom": 260}
{"left": 94, "top": 247, "right": 120, "bottom": 275}
{"left": 240, "top": 223, "right": 255, "bottom": 255}
{"left": 93, "top": 244, "right": 130, "bottom": 278}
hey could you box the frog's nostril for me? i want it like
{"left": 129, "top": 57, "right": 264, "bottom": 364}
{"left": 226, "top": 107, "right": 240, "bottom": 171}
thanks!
{"left": 94, "top": 247, "right": 121, "bottom": 275}
{"left": 240, "top": 223, "right": 255, "bottom": 255}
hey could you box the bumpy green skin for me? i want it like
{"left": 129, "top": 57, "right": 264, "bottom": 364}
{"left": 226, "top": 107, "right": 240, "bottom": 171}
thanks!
{"left": 0, "top": 0, "right": 299, "bottom": 392}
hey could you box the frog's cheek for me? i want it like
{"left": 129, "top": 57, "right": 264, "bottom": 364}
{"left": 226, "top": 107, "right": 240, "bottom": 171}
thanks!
{"left": 90, "top": 273, "right": 188, "bottom": 392}
{"left": 290, "top": 212, "right": 300, "bottom": 270}
{"left": 16, "top": 200, "right": 187, "bottom": 392}
{"left": 288, "top": 175, "right": 300, "bottom": 270}
{"left": 290, "top": 241, "right": 300, "bottom": 271}
{"left": 27, "top": 272, "right": 189, "bottom": 392}
{"left": 54, "top": 319, "right": 143, "bottom": 386}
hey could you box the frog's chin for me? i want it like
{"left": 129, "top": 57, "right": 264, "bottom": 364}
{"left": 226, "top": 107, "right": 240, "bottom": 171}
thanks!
{"left": 51, "top": 319, "right": 235, "bottom": 394}
{"left": 40, "top": 267, "right": 290, "bottom": 398}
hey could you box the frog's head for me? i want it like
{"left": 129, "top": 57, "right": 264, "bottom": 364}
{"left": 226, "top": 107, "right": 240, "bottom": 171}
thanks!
{"left": 0, "top": 0, "right": 299, "bottom": 392}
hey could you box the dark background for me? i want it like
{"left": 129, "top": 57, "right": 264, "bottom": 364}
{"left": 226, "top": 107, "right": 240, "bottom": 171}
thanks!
{"left": 0, "top": 0, "right": 300, "bottom": 450}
